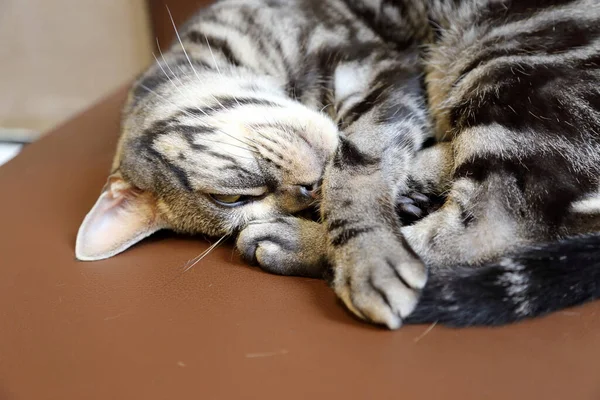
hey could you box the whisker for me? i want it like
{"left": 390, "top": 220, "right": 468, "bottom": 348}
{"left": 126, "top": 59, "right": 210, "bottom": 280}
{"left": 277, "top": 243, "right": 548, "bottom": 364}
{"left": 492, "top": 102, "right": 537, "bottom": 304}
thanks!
{"left": 156, "top": 38, "right": 219, "bottom": 117}
{"left": 204, "top": 34, "right": 222, "bottom": 76}
{"left": 320, "top": 103, "right": 332, "bottom": 113}
{"left": 166, "top": 5, "right": 204, "bottom": 90}
{"left": 154, "top": 39, "right": 222, "bottom": 120}
{"left": 156, "top": 38, "right": 184, "bottom": 85}
{"left": 151, "top": 52, "right": 195, "bottom": 107}
{"left": 152, "top": 51, "right": 172, "bottom": 81}
{"left": 166, "top": 5, "right": 229, "bottom": 112}
{"left": 203, "top": 34, "right": 242, "bottom": 108}
{"left": 183, "top": 235, "right": 228, "bottom": 272}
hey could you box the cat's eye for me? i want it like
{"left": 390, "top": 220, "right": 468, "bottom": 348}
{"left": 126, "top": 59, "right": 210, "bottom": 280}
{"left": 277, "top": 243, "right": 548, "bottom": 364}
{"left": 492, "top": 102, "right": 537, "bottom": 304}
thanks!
{"left": 209, "top": 187, "right": 267, "bottom": 206}
{"left": 210, "top": 194, "right": 243, "bottom": 205}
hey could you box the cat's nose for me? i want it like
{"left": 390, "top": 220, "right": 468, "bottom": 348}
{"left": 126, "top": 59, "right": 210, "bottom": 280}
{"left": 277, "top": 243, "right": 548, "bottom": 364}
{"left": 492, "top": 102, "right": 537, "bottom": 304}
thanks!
{"left": 298, "top": 184, "right": 319, "bottom": 199}
{"left": 277, "top": 184, "right": 319, "bottom": 213}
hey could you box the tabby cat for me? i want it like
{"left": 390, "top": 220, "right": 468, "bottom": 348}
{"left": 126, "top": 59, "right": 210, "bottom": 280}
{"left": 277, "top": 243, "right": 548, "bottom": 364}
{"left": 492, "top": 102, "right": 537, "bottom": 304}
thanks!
{"left": 76, "top": 0, "right": 600, "bottom": 329}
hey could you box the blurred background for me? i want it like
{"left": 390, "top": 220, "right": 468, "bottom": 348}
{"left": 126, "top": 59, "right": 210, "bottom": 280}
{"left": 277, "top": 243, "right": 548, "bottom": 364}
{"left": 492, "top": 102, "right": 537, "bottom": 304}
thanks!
{"left": 0, "top": 0, "right": 206, "bottom": 165}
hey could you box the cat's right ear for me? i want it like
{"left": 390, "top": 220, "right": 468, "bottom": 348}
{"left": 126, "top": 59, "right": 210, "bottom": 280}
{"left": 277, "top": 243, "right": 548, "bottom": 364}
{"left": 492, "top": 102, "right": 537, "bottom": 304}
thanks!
{"left": 75, "top": 173, "right": 165, "bottom": 261}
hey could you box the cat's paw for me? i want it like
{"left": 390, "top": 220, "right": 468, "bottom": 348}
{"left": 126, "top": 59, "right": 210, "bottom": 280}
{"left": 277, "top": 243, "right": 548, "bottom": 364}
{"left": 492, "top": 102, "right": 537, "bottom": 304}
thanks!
{"left": 236, "top": 217, "right": 328, "bottom": 278}
{"left": 331, "top": 233, "right": 427, "bottom": 329}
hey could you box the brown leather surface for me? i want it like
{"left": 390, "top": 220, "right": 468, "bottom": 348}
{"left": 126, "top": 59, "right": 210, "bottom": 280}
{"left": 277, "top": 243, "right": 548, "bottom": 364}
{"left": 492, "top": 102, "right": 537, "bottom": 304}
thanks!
{"left": 148, "top": 0, "right": 216, "bottom": 46}
{"left": 1, "top": 77, "right": 600, "bottom": 400}
{"left": 2, "top": 2, "right": 600, "bottom": 399}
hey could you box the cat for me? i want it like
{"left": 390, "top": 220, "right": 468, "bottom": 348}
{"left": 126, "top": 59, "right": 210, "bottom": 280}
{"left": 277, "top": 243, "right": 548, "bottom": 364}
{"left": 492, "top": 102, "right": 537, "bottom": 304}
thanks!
{"left": 76, "top": 0, "right": 600, "bottom": 329}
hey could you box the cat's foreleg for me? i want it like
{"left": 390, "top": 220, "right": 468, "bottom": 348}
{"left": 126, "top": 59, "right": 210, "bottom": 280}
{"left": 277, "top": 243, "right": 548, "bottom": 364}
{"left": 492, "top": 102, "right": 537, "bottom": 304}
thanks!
{"left": 322, "top": 78, "right": 435, "bottom": 328}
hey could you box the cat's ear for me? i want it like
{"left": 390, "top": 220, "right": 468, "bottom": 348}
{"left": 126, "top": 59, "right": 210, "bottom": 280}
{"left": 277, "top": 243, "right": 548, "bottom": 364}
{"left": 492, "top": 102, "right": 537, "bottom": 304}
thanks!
{"left": 75, "top": 173, "right": 165, "bottom": 261}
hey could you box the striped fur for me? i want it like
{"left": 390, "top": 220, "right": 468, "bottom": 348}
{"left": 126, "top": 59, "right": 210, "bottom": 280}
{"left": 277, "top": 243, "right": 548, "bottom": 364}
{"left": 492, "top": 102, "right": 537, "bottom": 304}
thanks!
{"left": 76, "top": 0, "right": 600, "bottom": 329}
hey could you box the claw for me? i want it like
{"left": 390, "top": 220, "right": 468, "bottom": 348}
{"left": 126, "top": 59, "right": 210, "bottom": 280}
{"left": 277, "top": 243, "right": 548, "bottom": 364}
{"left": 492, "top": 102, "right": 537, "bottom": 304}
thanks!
{"left": 400, "top": 203, "right": 423, "bottom": 217}
{"left": 397, "top": 190, "right": 445, "bottom": 224}
{"left": 397, "top": 196, "right": 415, "bottom": 205}
{"left": 410, "top": 192, "right": 430, "bottom": 204}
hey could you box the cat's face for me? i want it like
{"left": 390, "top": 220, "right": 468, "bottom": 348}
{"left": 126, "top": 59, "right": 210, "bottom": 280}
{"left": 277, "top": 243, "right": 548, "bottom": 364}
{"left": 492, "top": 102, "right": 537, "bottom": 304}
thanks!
{"left": 75, "top": 69, "right": 339, "bottom": 260}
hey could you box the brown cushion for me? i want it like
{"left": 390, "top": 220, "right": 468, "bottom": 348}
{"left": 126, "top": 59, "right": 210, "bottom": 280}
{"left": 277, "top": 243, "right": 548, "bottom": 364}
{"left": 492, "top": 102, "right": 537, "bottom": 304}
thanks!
{"left": 2, "top": 80, "right": 600, "bottom": 400}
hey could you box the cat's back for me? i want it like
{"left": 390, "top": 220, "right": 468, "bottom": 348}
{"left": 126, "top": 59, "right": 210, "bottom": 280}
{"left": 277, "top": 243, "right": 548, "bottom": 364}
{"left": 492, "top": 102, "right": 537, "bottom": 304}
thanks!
{"left": 425, "top": 0, "right": 600, "bottom": 136}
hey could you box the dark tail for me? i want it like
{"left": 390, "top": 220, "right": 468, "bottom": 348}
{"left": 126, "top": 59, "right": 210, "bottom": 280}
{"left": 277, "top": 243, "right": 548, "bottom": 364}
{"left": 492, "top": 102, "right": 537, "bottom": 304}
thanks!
{"left": 406, "top": 234, "right": 600, "bottom": 327}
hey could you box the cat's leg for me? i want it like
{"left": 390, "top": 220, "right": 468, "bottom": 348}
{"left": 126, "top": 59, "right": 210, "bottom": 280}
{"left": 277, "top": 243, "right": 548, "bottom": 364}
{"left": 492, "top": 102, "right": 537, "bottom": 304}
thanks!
{"left": 323, "top": 142, "right": 426, "bottom": 329}
{"left": 321, "top": 56, "right": 437, "bottom": 329}
{"left": 401, "top": 144, "right": 596, "bottom": 272}
{"left": 398, "top": 139, "right": 528, "bottom": 268}
{"left": 401, "top": 122, "right": 600, "bottom": 272}
{"left": 401, "top": 176, "right": 528, "bottom": 270}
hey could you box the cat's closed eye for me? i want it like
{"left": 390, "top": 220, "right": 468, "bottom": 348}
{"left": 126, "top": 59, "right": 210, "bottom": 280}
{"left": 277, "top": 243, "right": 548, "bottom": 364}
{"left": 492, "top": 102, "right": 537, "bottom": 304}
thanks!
{"left": 210, "top": 193, "right": 254, "bottom": 206}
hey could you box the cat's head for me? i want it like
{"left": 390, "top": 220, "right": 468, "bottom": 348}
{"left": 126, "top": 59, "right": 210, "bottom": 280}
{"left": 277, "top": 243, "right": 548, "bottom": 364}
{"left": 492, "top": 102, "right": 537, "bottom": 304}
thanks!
{"left": 75, "top": 66, "right": 339, "bottom": 260}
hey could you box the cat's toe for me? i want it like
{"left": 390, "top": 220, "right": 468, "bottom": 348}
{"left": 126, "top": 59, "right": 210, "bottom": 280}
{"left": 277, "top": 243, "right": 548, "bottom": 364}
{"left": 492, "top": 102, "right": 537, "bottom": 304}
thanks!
{"left": 236, "top": 223, "right": 274, "bottom": 265}
{"left": 398, "top": 201, "right": 423, "bottom": 218}
{"left": 397, "top": 194, "right": 425, "bottom": 223}
{"left": 410, "top": 192, "right": 430, "bottom": 204}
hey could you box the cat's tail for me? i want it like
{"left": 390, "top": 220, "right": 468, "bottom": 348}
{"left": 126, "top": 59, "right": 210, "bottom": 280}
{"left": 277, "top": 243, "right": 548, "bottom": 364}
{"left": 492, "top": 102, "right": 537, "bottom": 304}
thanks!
{"left": 405, "top": 233, "right": 600, "bottom": 326}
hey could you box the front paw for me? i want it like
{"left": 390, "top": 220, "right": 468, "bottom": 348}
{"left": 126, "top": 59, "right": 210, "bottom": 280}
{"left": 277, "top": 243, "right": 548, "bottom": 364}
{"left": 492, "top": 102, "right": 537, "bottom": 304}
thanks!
{"left": 236, "top": 217, "right": 328, "bottom": 278}
{"left": 331, "top": 233, "right": 427, "bottom": 329}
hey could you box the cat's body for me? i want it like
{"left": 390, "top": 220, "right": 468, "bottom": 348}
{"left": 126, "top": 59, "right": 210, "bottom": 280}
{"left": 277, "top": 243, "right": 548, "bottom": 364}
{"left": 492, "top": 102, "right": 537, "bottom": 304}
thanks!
{"left": 76, "top": 0, "right": 600, "bottom": 328}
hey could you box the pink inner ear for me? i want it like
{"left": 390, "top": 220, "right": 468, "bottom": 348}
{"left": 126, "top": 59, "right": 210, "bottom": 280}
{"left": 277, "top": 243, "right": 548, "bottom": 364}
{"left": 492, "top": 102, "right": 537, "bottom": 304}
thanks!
{"left": 75, "top": 176, "right": 164, "bottom": 261}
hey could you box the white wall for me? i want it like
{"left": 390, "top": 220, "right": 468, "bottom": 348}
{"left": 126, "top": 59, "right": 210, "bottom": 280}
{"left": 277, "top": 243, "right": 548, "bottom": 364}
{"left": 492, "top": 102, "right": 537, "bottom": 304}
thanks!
{"left": 0, "top": 0, "right": 153, "bottom": 141}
